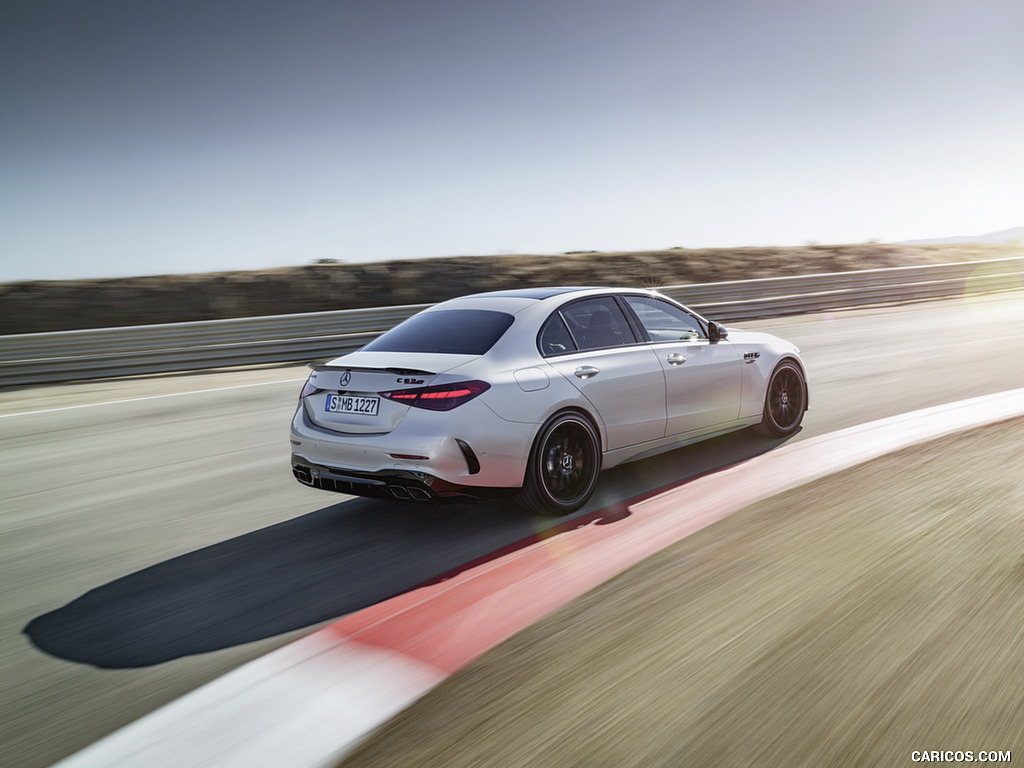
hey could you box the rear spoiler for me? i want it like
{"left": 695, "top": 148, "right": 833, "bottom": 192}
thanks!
{"left": 310, "top": 364, "right": 436, "bottom": 376}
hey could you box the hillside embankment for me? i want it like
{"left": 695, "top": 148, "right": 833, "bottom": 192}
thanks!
{"left": 2, "top": 243, "right": 1020, "bottom": 334}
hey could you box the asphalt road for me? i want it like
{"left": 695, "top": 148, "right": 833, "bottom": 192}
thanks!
{"left": 1, "top": 292, "right": 1022, "bottom": 767}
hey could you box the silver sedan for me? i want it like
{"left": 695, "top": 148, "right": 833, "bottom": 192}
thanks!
{"left": 290, "top": 287, "right": 808, "bottom": 515}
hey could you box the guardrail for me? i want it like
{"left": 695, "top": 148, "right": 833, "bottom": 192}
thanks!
{"left": 2, "top": 257, "right": 1021, "bottom": 387}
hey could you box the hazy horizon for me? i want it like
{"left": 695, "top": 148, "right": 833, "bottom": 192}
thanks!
{"left": 3, "top": 0, "right": 1022, "bottom": 281}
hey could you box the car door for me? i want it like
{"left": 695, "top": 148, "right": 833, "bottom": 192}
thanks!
{"left": 622, "top": 295, "right": 742, "bottom": 437}
{"left": 539, "top": 296, "right": 667, "bottom": 450}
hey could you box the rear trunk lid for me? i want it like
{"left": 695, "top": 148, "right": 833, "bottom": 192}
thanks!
{"left": 303, "top": 351, "right": 475, "bottom": 434}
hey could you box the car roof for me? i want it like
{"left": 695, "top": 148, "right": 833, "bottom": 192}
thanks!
{"left": 455, "top": 286, "right": 665, "bottom": 302}
{"left": 428, "top": 286, "right": 670, "bottom": 316}
{"left": 457, "top": 287, "right": 600, "bottom": 300}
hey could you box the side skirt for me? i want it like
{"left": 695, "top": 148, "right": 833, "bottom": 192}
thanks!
{"left": 601, "top": 417, "right": 762, "bottom": 469}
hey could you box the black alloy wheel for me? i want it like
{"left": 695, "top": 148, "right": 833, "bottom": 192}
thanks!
{"left": 756, "top": 361, "right": 806, "bottom": 437}
{"left": 518, "top": 413, "right": 601, "bottom": 516}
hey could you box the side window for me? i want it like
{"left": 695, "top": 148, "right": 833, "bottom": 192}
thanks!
{"left": 559, "top": 298, "right": 635, "bottom": 351}
{"left": 624, "top": 296, "right": 705, "bottom": 342}
{"left": 538, "top": 314, "right": 575, "bottom": 356}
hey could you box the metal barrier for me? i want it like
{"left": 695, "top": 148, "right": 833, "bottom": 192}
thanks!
{"left": 2, "top": 257, "right": 1021, "bottom": 387}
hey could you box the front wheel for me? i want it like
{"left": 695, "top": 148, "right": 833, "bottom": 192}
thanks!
{"left": 516, "top": 412, "right": 601, "bottom": 516}
{"left": 755, "top": 361, "right": 806, "bottom": 437}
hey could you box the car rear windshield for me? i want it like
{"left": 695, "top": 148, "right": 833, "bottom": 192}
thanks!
{"left": 362, "top": 309, "right": 515, "bottom": 355}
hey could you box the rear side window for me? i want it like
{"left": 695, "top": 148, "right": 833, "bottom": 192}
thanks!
{"left": 363, "top": 309, "right": 514, "bottom": 355}
{"left": 539, "top": 297, "right": 637, "bottom": 356}
{"left": 560, "top": 298, "right": 635, "bottom": 351}
{"left": 538, "top": 314, "right": 575, "bottom": 356}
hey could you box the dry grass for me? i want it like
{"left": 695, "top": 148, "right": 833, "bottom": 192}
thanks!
{"left": 2, "top": 242, "right": 1021, "bottom": 333}
{"left": 339, "top": 418, "right": 1024, "bottom": 768}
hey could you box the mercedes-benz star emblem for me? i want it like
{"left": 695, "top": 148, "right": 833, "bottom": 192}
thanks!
{"left": 340, "top": 371, "right": 351, "bottom": 387}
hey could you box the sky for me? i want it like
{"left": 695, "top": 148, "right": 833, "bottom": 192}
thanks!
{"left": 2, "top": 0, "right": 1022, "bottom": 281}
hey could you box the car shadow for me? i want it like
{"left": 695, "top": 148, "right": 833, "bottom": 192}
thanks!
{"left": 24, "top": 427, "right": 795, "bottom": 669}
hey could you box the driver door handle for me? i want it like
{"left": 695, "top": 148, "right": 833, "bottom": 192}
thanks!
{"left": 574, "top": 366, "right": 600, "bottom": 379}
{"left": 667, "top": 353, "right": 687, "bottom": 365}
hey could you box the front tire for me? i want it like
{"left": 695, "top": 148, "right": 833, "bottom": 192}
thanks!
{"left": 755, "top": 361, "right": 806, "bottom": 437}
{"left": 516, "top": 412, "right": 601, "bottom": 516}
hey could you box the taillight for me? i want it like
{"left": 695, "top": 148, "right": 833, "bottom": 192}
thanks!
{"left": 300, "top": 378, "right": 322, "bottom": 399}
{"left": 380, "top": 380, "right": 490, "bottom": 411}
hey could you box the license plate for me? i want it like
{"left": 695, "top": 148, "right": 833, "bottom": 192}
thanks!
{"left": 325, "top": 394, "right": 380, "bottom": 416}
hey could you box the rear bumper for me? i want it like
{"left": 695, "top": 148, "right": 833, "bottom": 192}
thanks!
{"left": 289, "top": 400, "right": 536, "bottom": 489}
{"left": 290, "top": 455, "right": 510, "bottom": 502}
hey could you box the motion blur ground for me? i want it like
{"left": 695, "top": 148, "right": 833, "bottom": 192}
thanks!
{"left": 3, "top": 243, "right": 1018, "bottom": 334}
{"left": 339, "top": 418, "right": 1024, "bottom": 768}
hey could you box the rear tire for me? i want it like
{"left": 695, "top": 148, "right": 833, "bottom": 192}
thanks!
{"left": 516, "top": 412, "right": 601, "bottom": 516}
{"left": 754, "top": 361, "right": 806, "bottom": 437}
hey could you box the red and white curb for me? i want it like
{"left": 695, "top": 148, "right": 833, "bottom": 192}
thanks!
{"left": 55, "top": 387, "right": 1024, "bottom": 768}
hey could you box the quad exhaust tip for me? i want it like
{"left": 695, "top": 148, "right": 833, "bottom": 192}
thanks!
{"left": 388, "top": 485, "right": 434, "bottom": 502}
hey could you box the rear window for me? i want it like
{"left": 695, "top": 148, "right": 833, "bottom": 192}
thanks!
{"left": 362, "top": 309, "right": 515, "bottom": 355}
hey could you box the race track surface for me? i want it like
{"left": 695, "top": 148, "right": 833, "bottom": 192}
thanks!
{"left": 1, "top": 293, "right": 1022, "bottom": 767}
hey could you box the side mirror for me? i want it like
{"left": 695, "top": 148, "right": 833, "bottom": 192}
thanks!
{"left": 708, "top": 321, "right": 728, "bottom": 341}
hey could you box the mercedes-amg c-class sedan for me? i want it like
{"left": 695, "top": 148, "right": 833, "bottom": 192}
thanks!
{"left": 290, "top": 287, "right": 807, "bottom": 515}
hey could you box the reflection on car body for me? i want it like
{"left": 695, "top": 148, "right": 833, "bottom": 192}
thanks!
{"left": 290, "top": 287, "right": 808, "bottom": 515}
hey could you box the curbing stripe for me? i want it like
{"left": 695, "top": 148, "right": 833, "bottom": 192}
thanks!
{"left": 53, "top": 387, "right": 1024, "bottom": 768}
